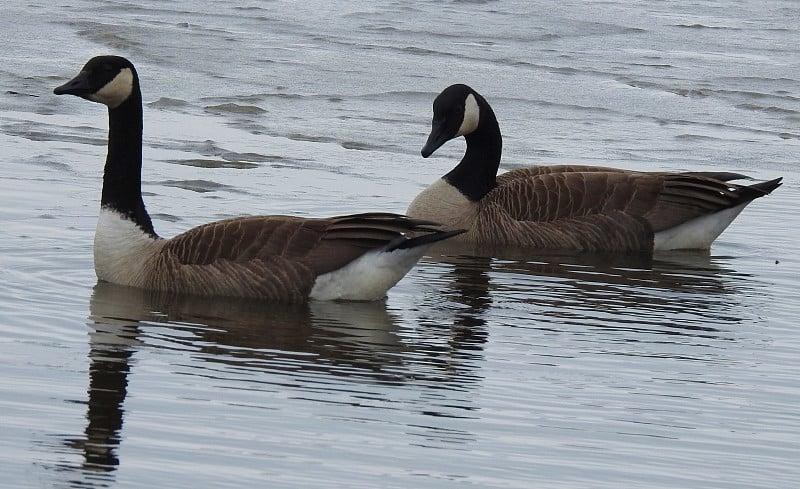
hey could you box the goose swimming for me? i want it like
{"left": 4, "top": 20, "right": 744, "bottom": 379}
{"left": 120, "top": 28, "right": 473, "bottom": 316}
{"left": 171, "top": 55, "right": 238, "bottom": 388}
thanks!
{"left": 407, "top": 84, "right": 782, "bottom": 252}
{"left": 54, "top": 55, "right": 462, "bottom": 301}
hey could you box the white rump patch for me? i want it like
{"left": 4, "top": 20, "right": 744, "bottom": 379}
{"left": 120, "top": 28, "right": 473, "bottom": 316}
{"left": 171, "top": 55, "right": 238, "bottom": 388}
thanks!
{"left": 309, "top": 245, "right": 431, "bottom": 301}
{"left": 89, "top": 68, "right": 134, "bottom": 108}
{"left": 455, "top": 93, "right": 480, "bottom": 137}
{"left": 654, "top": 203, "right": 748, "bottom": 251}
{"left": 94, "top": 208, "right": 160, "bottom": 286}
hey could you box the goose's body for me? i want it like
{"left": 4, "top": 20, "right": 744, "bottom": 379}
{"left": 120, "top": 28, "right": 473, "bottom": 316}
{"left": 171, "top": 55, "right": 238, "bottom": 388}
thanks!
{"left": 55, "top": 56, "right": 462, "bottom": 301}
{"left": 407, "top": 84, "right": 782, "bottom": 253}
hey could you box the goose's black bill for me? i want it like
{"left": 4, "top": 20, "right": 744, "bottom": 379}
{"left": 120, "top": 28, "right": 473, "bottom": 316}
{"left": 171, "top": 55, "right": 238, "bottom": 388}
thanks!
{"left": 54, "top": 70, "right": 93, "bottom": 97}
{"left": 421, "top": 118, "right": 451, "bottom": 158}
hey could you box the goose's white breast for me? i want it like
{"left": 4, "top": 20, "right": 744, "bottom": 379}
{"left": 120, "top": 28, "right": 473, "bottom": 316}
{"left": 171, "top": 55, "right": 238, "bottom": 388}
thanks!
{"left": 94, "top": 208, "right": 162, "bottom": 286}
{"left": 406, "top": 178, "right": 474, "bottom": 229}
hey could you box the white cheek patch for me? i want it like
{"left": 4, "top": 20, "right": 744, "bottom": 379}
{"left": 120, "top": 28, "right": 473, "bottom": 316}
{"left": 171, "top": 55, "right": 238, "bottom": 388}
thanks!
{"left": 455, "top": 93, "right": 480, "bottom": 137}
{"left": 89, "top": 68, "right": 134, "bottom": 108}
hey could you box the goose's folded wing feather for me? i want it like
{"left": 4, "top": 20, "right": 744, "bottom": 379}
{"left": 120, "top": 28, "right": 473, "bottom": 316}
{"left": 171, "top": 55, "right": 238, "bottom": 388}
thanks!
{"left": 492, "top": 168, "right": 765, "bottom": 233}
{"left": 474, "top": 201, "right": 651, "bottom": 251}
{"left": 503, "top": 164, "right": 629, "bottom": 177}
{"left": 161, "top": 213, "right": 436, "bottom": 275}
{"left": 492, "top": 169, "right": 661, "bottom": 222}
{"left": 147, "top": 213, "right": 434, "bottom": 300}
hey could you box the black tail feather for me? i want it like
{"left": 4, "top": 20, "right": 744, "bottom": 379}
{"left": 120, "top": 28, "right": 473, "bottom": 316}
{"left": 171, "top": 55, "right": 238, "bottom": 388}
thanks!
{"left": 388, "top": 229, "right": 466, "bottom": 252}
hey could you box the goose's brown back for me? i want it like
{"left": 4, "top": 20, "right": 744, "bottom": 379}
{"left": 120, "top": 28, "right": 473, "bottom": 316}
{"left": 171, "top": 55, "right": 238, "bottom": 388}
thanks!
{"left": 470, "top": 167, "right": 779, "bottom": 252}
{"left": 145, "top": 213, "right": 438, "bottom": 301}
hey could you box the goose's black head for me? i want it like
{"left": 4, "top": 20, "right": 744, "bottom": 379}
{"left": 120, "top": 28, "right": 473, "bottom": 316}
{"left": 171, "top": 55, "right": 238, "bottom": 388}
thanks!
{"left": 54, "top": 55, "right": 138, "bottom": 109}
{"left": 421, "top": 84, "right": 483, "bottom": 158}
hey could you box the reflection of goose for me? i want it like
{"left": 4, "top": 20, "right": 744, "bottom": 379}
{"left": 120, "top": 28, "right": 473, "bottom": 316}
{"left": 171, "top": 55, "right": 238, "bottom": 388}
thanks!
{"left": 408, "top": 84, "right": 782, "bottom": 252}
{"left": 69, "top": 281, "right": 491, "bottom": 473}
{"left": 88, "top": 282, "right": 409, "bottom": 373}
{"left": 61, "top": 282, "right": 486, "bottom": 479}
{"left": 62, "top": 290, "right": 140, "bottom": 484}
{"left": 66, "top": 282, "right": 407, "bottom": 478}
{"left": 53, "top": 55, "right": 461, "bottom": 301}
{"left": 436, "top": 250, "right": 744, "bottom": 337}
{"left": 443, "top": 255, "right": 493, "bottom": 340}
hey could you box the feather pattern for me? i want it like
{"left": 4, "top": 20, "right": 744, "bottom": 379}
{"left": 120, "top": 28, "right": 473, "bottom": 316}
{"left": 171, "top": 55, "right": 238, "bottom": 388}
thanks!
{"left": 145, "top": 213, "right": 448, "bottom": 301}
{"left": 408, "top": 84, "right": 782, "bottom": 252}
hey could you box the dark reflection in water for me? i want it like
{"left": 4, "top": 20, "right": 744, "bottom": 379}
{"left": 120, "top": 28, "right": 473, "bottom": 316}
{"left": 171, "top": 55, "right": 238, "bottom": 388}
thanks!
{"left": 59, "top": 302, "right": 140, "bottom": 488}
{"left": 149, "top": 293, "right": 408, "bottom": 381}
{"left": 442, "top": 255, "right": 493, "bottom": 344}
{"left": 431, "top": 247, "right": 748, "bottom": 339}
{"left": 61, "top": 281, "right": 489, "bottom": 483}
{"left": 57, "top": 250, "right": 749, "bottom": 485}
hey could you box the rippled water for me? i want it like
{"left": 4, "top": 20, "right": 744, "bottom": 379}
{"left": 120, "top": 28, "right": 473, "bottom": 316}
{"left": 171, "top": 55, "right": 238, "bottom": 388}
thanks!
{"left": 1, "top": 1, "right": 799, "bottom": 488}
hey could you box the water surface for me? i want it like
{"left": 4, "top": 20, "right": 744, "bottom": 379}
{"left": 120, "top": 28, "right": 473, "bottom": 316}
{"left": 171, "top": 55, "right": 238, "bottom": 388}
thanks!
{"left": 1, "top": 1, "right": 798, "bottom": 488}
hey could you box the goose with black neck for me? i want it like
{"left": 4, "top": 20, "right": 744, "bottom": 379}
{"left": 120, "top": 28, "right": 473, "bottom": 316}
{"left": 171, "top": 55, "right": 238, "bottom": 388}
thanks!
{"left": 54, "top": 55, "right": 463, "bottom": 301}
{"left": 407, "top": 83, "right": 782, "bottom": 253}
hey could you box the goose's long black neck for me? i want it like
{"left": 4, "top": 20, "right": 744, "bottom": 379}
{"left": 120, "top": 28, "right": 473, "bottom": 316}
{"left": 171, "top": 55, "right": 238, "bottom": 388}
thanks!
{"left": 102, "top": 87, "right": 158, "bottom": 238}
{"left": 444, "top": 103, "right": 503, "bottom": 202}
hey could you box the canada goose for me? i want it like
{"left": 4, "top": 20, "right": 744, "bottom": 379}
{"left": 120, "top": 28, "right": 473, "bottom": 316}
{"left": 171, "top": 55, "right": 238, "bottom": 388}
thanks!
{"left": 54, "top": 55, "right": 463, "bottom": 301}
{"left": 407, "top": 84, "right": 782, "bottom": 252}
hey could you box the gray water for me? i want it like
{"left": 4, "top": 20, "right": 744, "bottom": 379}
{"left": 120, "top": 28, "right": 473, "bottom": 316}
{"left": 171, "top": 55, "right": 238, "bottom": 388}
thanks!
{"left": 1, "top": 1, "right": 799, "bottom": 488}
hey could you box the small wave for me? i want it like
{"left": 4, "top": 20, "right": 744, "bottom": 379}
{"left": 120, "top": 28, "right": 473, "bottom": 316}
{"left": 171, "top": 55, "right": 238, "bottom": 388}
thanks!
{"left": 675, "top": 134, "right": 723, "bottom": 141}
{"left": 5, "top": 90, "right": 38, "bottom": 98}
{"left": 735, "top": 103, "right": 799, "bottom": 115}
{"left": 260, "top": 92, "right": 304, "bottom": 100}
{"left": 166, "top": 159, "right": 259, "bottom": 170}
{"left": 147, "top": 97, "right": 190, "bottom": 109}
{"left": 674, "top": 23, "right": 736, "bottom": 30}
{"left": 28, "top": 156, "right": 73, "bottom": 173}
{"left": 399, "top": 46, "right": 442, "bottom": 56}
{"left": 670, "top": 87, "right": 711, "bottom": 97}
{"left": 288, "top": 133, "right": 337, "bottom": 144}
{"left": 70, "top": 21, "right": 144, "bottom": 52}
{"left": 622, "top": 79, "right": 710, "bottom": 98}
{"left": 232, "top": 5, "right": 266, "bottom": 11}
{"left": 204, "top": 103, "right": 266, "bottom": 115}
{"left": 4, "top": 121, "right": 105, "bottom": 145}
{"left": 341, "top": 140, "right": 385, "bottom": 151}
{"left": 159, "top": 179, "right": 236, "bottom": 193}
{"left": 166, "top": 140, "right": 303, "bottom": 165}
{"left": 150, "top": 212, "right": 183, "bottom": 223}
